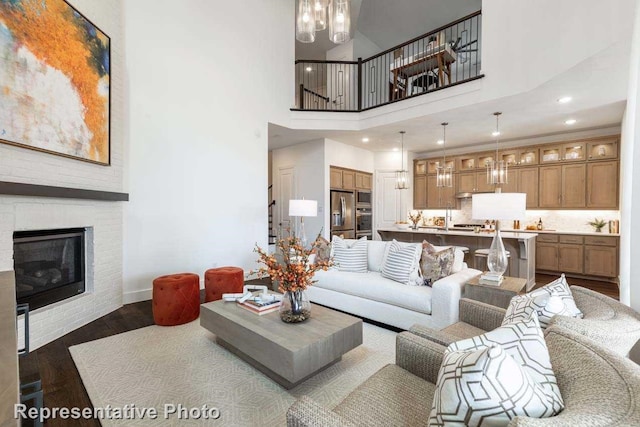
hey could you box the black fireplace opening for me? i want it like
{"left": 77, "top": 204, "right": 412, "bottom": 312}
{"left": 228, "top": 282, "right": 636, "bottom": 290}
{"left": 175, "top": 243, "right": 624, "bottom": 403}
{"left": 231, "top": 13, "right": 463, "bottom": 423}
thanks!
{"left": 14, "top": 228, "right": 86, "bottom": 311}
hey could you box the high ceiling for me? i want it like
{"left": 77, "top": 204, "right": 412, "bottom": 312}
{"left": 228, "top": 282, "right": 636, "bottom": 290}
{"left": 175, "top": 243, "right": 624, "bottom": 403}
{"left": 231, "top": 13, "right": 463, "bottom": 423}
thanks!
{"left": 295, "top": 0, "right": 481, "bottom": 60}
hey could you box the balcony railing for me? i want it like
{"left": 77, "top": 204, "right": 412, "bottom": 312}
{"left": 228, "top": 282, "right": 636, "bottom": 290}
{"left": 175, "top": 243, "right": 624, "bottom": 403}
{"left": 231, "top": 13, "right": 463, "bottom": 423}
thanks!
{"left": 294, "top": 11, "right": 482, "bottom": 112}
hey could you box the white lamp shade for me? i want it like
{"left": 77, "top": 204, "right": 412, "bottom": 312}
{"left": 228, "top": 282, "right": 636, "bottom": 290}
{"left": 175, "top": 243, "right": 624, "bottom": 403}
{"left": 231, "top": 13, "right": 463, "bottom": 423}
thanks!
{"left": 289, "top": 199, "right": 318, "bottom": 217}
{"left": 472, "top": 193, "right": 526, "bottom": 220}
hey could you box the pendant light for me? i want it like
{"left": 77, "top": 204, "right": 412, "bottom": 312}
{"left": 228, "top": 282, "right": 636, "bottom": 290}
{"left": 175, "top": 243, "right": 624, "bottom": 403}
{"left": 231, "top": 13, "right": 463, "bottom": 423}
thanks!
{"left": 313, "top": 0, "right": 328, "bottom": 31}
{"left": 395, "top": 131, "right": 409, "bottom": 190}
{"left": 486, "top": 112, "right": 508, "bottom": 185}
{"left": 329, "top": 0, "right": 351, "bottom": 44}
{"left": 436, "top": 123, "right": 453, "bottom": 187}
{"left": 296, "top": 0, "right": 316, "bottom": 43}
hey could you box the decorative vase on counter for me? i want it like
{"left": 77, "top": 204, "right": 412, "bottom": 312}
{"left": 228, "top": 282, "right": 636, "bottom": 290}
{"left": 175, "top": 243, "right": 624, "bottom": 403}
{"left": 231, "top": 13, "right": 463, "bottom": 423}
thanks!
{"left": 279, "top": 289, "right": 311, "bottom": 323}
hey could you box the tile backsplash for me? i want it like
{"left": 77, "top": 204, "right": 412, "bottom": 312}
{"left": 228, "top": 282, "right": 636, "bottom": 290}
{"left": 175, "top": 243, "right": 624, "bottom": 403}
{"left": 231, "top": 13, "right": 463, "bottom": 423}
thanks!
{"left": 417, "top": 199, "right": 620, "bottom": 233}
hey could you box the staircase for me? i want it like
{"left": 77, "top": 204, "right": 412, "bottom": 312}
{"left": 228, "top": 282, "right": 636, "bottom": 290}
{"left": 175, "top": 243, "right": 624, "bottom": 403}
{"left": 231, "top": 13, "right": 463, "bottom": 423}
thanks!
{"left": 268, "top": 185, "right": 276, "bottom": 245}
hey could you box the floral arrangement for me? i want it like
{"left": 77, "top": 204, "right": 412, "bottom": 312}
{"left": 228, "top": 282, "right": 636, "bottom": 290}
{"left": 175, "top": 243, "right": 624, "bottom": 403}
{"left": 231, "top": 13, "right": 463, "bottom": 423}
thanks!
{"left": 587, "top": 218, "right": 607, "bottom": 232}
{"left": 251, "top": 234, "right": 333, "bottom": 294}
{"left": 408, "top": 210, "right": 423, "bottom": 228}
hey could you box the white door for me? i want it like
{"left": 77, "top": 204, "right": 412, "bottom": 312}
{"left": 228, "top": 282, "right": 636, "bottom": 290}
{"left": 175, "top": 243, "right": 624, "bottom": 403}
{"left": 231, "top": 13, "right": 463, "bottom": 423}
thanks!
{"left": 276, "top": 166, "right": 295, "bottom": 239}
{"left": 375, "top": 171, "right": 408, "bottom": 239}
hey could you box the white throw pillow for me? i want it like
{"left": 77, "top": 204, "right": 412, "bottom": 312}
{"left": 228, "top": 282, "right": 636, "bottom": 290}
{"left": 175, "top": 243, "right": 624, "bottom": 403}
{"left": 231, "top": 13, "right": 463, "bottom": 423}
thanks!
{"left": 331, "top": 236, "right": 368, "bottom": 273}
{"left": 503, "top": 274, "right": 583, "bottom": 328}
{"left": 429, "top": 345, "right": 563, "bottom": 427}
{"left": 380, "top": 244, "right": 419, "bottom": 285}
{"left": 382, "top": 240, "right": 422, "bottom": 285}
{"left": 447, "top": 316, "right": 564, "bottom": 411}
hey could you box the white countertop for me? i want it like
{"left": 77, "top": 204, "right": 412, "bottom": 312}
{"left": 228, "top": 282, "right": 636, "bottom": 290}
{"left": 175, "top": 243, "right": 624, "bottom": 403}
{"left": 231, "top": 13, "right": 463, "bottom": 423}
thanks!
{"left": 501, "top": 229, "right": 620, "bottom": 237}
{"left": 377, "top": 228, "right": 538, "bottom": 240}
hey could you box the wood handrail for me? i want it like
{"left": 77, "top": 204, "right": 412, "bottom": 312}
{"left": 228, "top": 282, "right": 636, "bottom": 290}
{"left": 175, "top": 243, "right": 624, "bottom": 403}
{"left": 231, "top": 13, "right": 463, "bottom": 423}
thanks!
{"left": 302, "top": 87, "right": 330, "bottom": 102}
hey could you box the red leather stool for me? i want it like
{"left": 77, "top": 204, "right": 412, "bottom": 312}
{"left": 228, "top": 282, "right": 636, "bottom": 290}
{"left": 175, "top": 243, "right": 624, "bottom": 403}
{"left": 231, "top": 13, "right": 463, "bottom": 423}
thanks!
{"left": 204, "top": 267, "right": 244, "bottom": 302}
{"left": 152, "top": 273, "right": 200, "bottom": 326}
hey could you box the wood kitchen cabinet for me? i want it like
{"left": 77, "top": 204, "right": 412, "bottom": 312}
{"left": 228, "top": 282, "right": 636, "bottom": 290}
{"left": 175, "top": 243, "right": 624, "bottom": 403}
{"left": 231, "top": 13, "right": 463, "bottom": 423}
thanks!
{"left": 427, "top": 175, "right": 455, "bottom": 208}
{"left": 414, "top": 160, "right": 427, "bottom": 175}
{"left": 330, "top": 168, "right": 343, "bottom": 189}
{"left": 342, "top": 170, "right": 356, "bottom": 190}
{"left": 539, "top": 164, "right": 585, "bottom": 208}
{"left": 517, "top": 167, "right": 539, "bottom": 208}
{"left": 356, "top": 172, "right": 372, "bottom": 190}
{"left": 587, "top": 139, "right": 618, "bottom": 160}
{"left": 414, "top": 175, "right": 427, "bottom": 209}
{"left": 536, "top": 233, "right": 618, "bottom": 280}
{"left": 587, "top": 161, "right": 618, "bottom": 209}
{"left": 457, "top": 172, "right": 477, "bottom": 193}
{"left": 475, "top": 171, "right": 495, "bottom": 193}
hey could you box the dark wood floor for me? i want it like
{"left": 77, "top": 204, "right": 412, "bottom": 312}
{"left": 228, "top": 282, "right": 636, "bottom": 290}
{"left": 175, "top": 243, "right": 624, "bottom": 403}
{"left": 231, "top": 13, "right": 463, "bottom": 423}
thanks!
{"left": 19, "top": 274, "right": 618, "bottom": 426}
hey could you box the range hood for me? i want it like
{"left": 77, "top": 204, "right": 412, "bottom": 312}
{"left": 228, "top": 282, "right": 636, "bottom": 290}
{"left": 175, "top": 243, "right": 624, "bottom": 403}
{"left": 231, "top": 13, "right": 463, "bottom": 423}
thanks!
{"left": 455, "top": 191, "right": 494, "bottom": 199}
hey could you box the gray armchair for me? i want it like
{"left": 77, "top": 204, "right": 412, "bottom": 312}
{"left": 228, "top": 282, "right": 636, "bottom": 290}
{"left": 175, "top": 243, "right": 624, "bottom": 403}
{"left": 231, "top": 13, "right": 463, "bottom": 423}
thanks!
{"left": 287, "top": 326, "right": 640, "bottom": 426}
{"left": 412, "top": 286, "right": 640, "bottom": 358}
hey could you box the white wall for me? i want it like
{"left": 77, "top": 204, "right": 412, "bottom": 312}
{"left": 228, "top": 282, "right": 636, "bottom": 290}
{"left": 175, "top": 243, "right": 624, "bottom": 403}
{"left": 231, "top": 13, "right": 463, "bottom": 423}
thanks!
{"left": 271, "top": 140, "right": 326, "bottom": 241}
{"left": 353, "top": 31, "right": 381, "bottom": 60}
{"left": 620, "top": 0, "right": 640, "bottom": 310}
{"left": 123, "top": 0, "right": 293, "bottom": 302}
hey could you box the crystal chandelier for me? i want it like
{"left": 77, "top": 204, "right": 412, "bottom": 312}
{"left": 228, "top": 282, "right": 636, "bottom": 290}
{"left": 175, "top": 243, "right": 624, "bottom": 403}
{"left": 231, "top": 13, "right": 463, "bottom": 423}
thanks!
{"left": 296, "top": 0, "right": 351, "bottom": 44}
{"left": 436, "top": 123, "right": 453, "bottom": 187}
{"left": 395, "top": 131, "right": 409, "bottom": 190}
{"left": 486, "top": 112, "right": 508, "bottom": 185}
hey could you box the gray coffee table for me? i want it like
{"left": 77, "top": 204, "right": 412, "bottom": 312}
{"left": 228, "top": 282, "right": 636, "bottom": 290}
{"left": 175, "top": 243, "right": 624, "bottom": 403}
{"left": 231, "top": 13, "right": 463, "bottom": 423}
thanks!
{"left": 200, "top": 300, "right": 363, "bottom": 389}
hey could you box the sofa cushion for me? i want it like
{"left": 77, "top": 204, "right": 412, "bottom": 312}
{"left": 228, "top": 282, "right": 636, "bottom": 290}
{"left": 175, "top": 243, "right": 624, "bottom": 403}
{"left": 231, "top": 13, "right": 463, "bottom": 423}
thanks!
{"left": 447, "top": 315, "right": 564, "bottom": 411}
{"left": 382, "top": 240, "right": 423, "bottom": 285}
{"left": 429, "top": 345, "right": 562, "bottom": 427}
{"left": 420, "top": 242, "right": 455, "bottom": 286}
{"left": 381, "top": 244, "right": 419, "bottom": 285}
{"left": 331, "top": 236, "right": 368, "bottom": 273}
{"left": 313, "top": 269, "right": 432, "bottom": 314}
{"left": 503, "top": 274, "right": 583, "bottom": 328}
{"left": 332, "top": 239, "right": 388, "bottom": 272}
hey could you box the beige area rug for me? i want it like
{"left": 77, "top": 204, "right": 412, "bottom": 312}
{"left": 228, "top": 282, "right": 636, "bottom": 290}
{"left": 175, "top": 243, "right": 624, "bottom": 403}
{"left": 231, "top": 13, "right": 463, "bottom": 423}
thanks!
{"left": 70, "top": 320, "right": 396, "bottom": 426}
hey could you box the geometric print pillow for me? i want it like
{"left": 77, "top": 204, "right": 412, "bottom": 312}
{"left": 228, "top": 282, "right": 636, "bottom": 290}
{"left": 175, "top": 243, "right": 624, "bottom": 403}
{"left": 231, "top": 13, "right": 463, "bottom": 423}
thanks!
{"left": 502, "top": 274, "right": 583, "bottom": 328}
{"left": 447, "top": 316, "right": 564, "bottom": 412}
{"left": 428, "top": 344, "right": 563, "bottom": 427}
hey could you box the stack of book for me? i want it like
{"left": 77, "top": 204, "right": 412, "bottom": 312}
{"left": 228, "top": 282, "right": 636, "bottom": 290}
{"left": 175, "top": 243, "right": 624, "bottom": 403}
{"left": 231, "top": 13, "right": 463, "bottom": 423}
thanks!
{"left": 479, "top": 272, "right": 504, "bottom": 286}
{"left": 237, "top": 298, "right": 281, "bottom": 315}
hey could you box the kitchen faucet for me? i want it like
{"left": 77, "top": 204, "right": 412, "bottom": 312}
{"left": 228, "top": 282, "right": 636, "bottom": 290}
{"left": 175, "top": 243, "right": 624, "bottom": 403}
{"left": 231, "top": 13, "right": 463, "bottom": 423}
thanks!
{"left": 444, "top": 202, "right": 453, "bottom": 231}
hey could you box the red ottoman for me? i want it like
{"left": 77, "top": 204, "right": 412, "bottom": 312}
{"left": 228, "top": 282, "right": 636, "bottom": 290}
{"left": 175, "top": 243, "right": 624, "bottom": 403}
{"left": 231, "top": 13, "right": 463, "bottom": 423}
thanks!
{"left": 152, "top": 273, "right": 200, "bottom": 326}
{"left": 205, "top": 267, "right": 244, "bottom": 302}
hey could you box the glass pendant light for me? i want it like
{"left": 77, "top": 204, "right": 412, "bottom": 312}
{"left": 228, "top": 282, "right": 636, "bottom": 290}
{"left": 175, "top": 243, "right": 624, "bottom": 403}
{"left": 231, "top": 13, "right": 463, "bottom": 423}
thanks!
{"left": 436, "top": 123, "right": 453, "bottom": 188}
{"left": 296, "top": 0, "right": 316, "bottom": 43}
{"left": 486, "top": 112, "right": 508, "bottom": 185}
{"left": 395, "top": 131, "right": 409, "bottom": 190}
{"left": 314, "top": 0, "right": 328, "bottom": 31}
{"left": 329, "top": 0, "right": 351, "bottom": 44}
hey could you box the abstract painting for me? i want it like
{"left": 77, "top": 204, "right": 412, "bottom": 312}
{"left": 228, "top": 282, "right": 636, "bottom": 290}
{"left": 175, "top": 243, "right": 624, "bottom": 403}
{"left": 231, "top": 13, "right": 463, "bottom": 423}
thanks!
{"left": 0, "top": 0, "right": 110, "bottom": 165}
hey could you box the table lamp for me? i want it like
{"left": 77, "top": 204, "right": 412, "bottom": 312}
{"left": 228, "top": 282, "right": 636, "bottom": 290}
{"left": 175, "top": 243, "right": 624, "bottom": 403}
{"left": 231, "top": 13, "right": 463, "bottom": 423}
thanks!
{"left": 472, "top": 192, "right": 526, "bottom": 276}
{"left": 289, "top": 199, "right": 318, "bottom": 247}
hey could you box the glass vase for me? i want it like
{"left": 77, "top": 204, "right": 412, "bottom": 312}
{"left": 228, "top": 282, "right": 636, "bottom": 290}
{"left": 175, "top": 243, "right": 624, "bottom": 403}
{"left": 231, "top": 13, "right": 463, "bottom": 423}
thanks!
{"left": 279, "top": 290, "right": 311, "bottom": 323}
{"left": 487, "top": 229, "right": 508, "bottom": 276}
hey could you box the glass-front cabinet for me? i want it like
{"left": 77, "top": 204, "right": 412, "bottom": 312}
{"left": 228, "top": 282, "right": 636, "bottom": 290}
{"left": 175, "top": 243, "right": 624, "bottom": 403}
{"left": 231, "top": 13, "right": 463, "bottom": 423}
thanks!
{"left": 562, "top": 143, "right": 585, "bottom": 161}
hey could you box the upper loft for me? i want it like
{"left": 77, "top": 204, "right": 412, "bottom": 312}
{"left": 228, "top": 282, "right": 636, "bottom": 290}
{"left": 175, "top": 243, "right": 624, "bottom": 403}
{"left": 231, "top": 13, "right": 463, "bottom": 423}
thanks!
{"left": 278, "top": 0, "right": 635, "bottom": 144}
{"left": 294, "top": 2, "right": 483, "bottom": 112}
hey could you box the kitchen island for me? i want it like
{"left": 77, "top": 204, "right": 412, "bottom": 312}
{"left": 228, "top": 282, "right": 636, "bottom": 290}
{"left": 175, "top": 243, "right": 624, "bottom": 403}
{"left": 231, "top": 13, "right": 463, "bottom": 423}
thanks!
{"left": 377, "top": 228, "right": 537, "bottom": 290}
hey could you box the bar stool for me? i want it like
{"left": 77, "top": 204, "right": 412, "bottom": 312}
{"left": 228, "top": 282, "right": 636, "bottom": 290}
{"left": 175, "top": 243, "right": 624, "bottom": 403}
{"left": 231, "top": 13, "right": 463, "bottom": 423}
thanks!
{"left": 474, "top": 248, "right": 511, "bottom": 275}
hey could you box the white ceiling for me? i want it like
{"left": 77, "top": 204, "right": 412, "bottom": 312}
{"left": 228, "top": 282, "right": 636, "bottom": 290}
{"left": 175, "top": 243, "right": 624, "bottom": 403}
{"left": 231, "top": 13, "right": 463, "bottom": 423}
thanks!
{"left": 295, "top": 0, "right": 481, "bottom": 60}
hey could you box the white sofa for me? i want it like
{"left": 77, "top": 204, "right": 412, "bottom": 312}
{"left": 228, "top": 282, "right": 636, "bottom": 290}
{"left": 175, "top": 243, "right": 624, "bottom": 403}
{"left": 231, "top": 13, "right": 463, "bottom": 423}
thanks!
{"left": 307, "top": 239, "right": 481, "bottom": 330}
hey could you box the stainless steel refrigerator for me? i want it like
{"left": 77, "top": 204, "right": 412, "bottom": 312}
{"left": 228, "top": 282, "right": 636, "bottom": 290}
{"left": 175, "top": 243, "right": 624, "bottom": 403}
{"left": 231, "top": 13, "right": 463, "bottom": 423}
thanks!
{"left": 330, "top": 190, "right": 355, "bottom": 239}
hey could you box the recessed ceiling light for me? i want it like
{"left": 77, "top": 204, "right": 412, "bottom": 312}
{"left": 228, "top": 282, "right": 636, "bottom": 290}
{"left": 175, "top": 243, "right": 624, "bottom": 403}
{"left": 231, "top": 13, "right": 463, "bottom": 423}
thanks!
{"left": 437, "top": 139, "right": 444, "bottom": 145}
{"left": 565, "top": 119, "right": 577, "bottom": 125}
{"left": 362, "top": 137, "right": 369, "bottom": 143}
{"left": 305, "top": 66, "right": 312, "bottom": 72}
{"left": 492, "top": 131, "right": 501, "bottom": 137}
{"left": 393, "top": 147, "right": 399, "bottom": 152}
{"left": 558, "top": 96, "right": 572, "bottom": 104}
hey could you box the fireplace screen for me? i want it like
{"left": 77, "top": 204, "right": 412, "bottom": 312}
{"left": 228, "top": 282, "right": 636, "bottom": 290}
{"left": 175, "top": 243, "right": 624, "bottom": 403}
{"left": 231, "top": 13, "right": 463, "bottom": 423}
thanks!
{"left": 14, "top": 228, "right": 86, "bottom": 311}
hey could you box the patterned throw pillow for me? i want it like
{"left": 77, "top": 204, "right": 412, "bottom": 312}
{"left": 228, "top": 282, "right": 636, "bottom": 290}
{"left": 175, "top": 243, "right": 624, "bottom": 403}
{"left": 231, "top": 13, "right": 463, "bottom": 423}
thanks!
{"left": 381, "top": 240, "right": 423, "bottom": 285}
{"left": 420, "top": 241, "right": 455, "bottom": 286}
{"left": 447, "top": 316, "right": 564, "bottom": 411}
{"left": 312, "top": 236, "right": 331, "bottom": 262}
{"left": 380, "top": 243, "right": 419, "bottom": 285}
{"left": 331, "top": 236, "right": 368, "bottom": 273}
{"left": 503, "top": 274, "right": 583, "bottom": 328}
{"left": 429, "top": 345, "right": 562, "bottom": 427}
